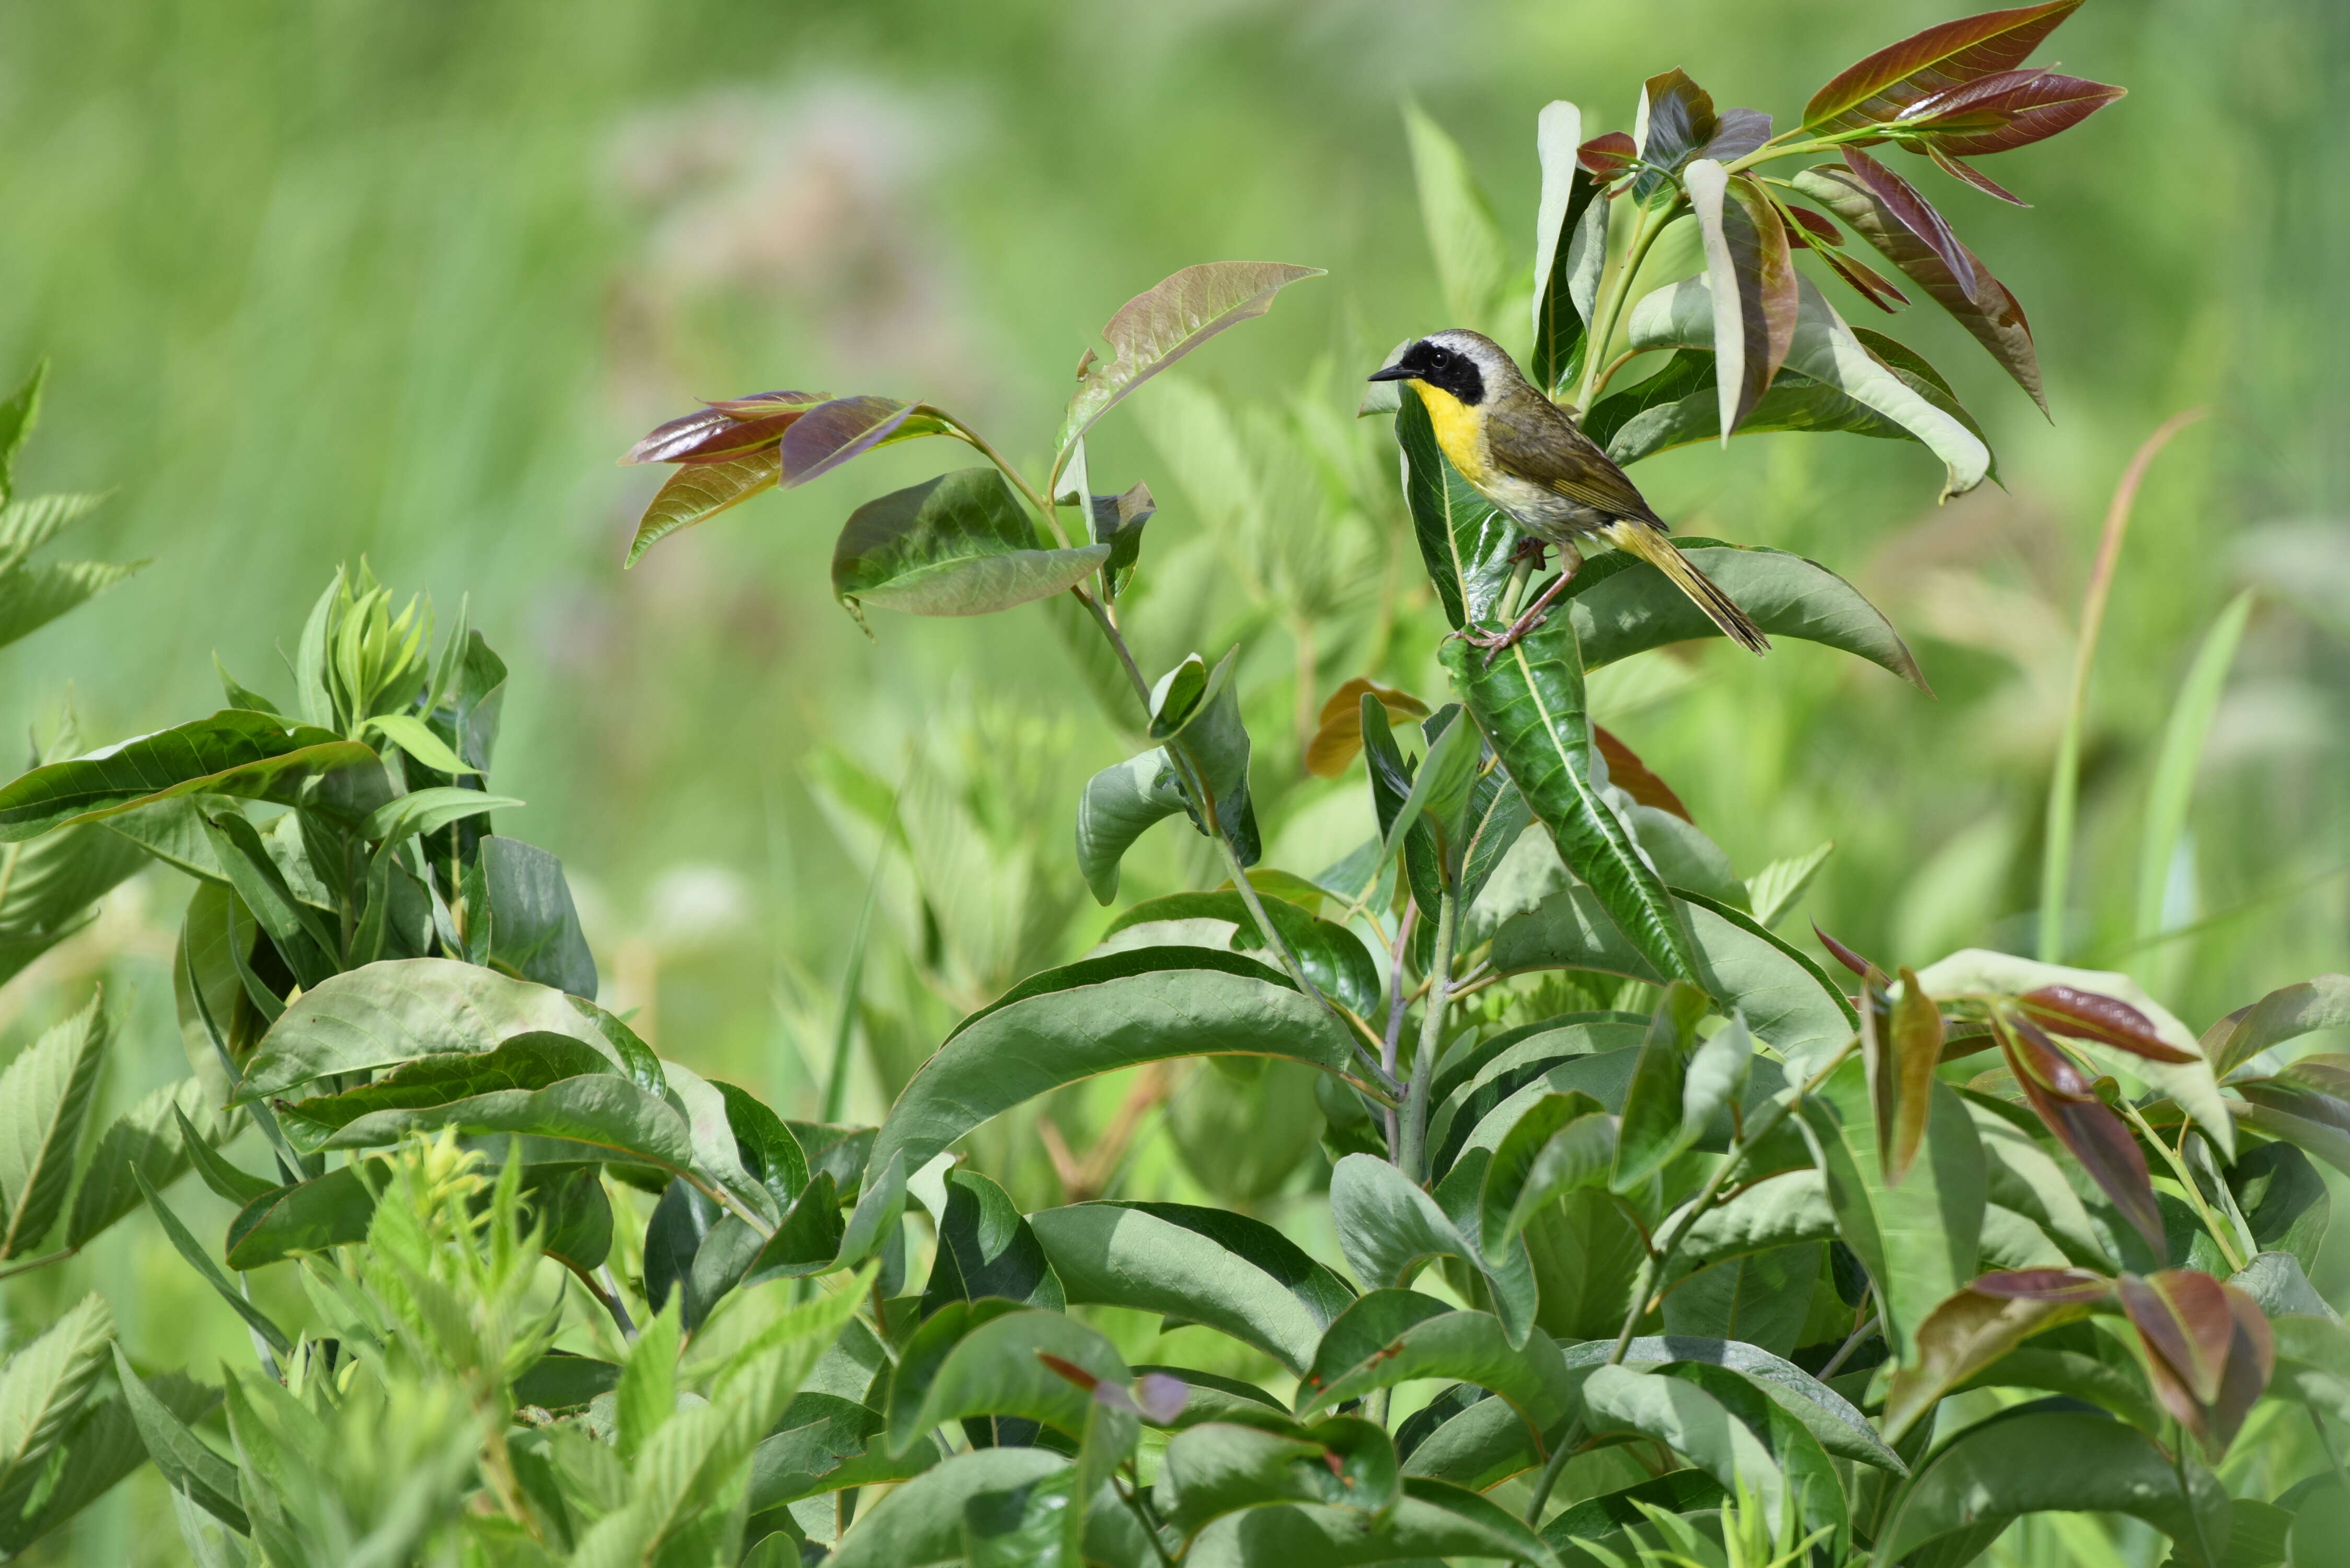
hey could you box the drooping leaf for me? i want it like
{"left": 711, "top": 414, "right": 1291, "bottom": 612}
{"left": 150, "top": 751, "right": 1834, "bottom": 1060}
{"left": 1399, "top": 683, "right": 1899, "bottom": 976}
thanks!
{"left": 619, "top": 390, "right": 824, "bottom": 466}
{"left": 862, "top": 949, "right": 1354, "bottom": 1185}
{"left": 1586, "top": 1335, "right": 1904, "bottom": 1472}
{"left": 1683, "top": 161, "right": 1797, "bottom": 440}
{"left": 1074, "top": 748, "right": 1185, "bottom": 904}
{"left": 921, "top": 1168, "right": 1065, "bottom": 1315}
{"left": 1803, "top": 1, "right": 2086, "bottom": 132}
{"left": 1792, "top": 163, "right": 2044, "bottom": 412}
{"left": 460, "top": 835, "right": 598, "bottom": 999}
{"left": 624, "top": 452, "right": 780, "bottom": 568}
{"left": 2115, "top": 1269, "right": 2274, "bottom": 1458}
{"left": 2206, "top": 974, "right": 2350, "bottom": 1078}
{"left": 1623, "top": 274, "right": 1991, "bottom": 500}
{"left": 832, "top": 468, "right": 1108, "bottom": 630}
{"left": 1030, "top": 1201, "right": 1355, "bottom": 1376}
{"left": 223, "top": 1162, "right": 379, "bottom": 1269}
{"left": 1995, "top": 1011, "right": 2166, "bottom": 1254}
{"left": 778, "top": 396, "right": 941, "bottom": 490}
{"left": 68, "top": 1079, "right": 224, "bottom": 1249}
{"left": 114, "top": 1346, "right": 244, "bottom": 1535}
{"left": 1631, "top": 70, "right": 1720, "bottom": 201}
{"left": 1613, "top": 983, "right": 1708, "bottom": 1191}
{"left": 1297, "top": 1293, "right": 1573, "bottom": 1438}
{"left": 1579, "top": 1363, "right": 1787, "bottom": 1535}
{"left": 0, "top": 995, "right": 108, "bottom": 1257}
{"left": 1879, "top": 1270, "right": 2111, "bottom": 1442}
{"left": 1157, "top": 1415, "right": 1401, "bottom": 1540}
{"left": 1478, "top": 1091, "right": 1615, "bottom": 1256}
{"left": 1445, "top": 618, "right": 1697, "bottom": 985}
{"left": 1058, "top": 263, "right": 1324, "bottom": 453}
{"left": 1396, "top": 391, "right": 1515, "bottom": 632}
{"left": 132, "top": 1166, "right": 291, "bottom": 1356}
{"left": 1872, "top": 1406, "right": 2226, "bottom": 1567}
{"left": 1328, "top": 1154, "right": 1538, "bottom": 1347}
{"left": 886, "top": 1305, "right": 1135, "bottom": 1457}
{"left": 319, "top": 1073, "right": 697, "bottom": 1174}
{"left": 1103, "top": 891, "right": 1381, "bottom": 1019}
{"left": 1303, "top": 678, "right": 1430, "bottom": 779}
{"left": 0, "top": 710, "right": 379, "bottom": 841}
{"left": 357, "top": 783, "right": 512, "bottom": 844}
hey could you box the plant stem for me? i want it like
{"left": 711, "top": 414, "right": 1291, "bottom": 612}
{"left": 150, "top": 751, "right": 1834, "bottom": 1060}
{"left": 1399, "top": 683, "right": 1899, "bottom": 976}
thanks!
{"left": 1817, "top": 1312, "right": 1882, "bottom": 1379}
{"left": 2037, "top": 408, "right": 2208, "bottom": 960}
{"left": 1576, "top": 197, "right": 1680, "bottom": 414}
{"left": 2122, "top": 1100, "right": 2245, "bottom": 1273}
{"left": 1383, "top": 902, "right": 1420, "bottom": 1157}
{"left": 1397, "top": 888, "right": 1459, "bottom": 1182}
{"left": 1497, "top": 558, "right": 1536, "bottom": 624}
{"left": 1607, "top": 1039, "right": 1859, "bottom": 1365}
{"left": 0, "top": 1247, "right": 76, "bottom": 1283}
{"left": 1524, "top": 1417, "right": 1585, "bottom": 1524}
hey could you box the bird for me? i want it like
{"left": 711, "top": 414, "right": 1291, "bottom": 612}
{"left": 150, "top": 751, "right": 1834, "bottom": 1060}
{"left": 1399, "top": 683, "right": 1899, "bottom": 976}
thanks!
{"left": 1368, "top": 330, "right": 1769, "bottom": 658}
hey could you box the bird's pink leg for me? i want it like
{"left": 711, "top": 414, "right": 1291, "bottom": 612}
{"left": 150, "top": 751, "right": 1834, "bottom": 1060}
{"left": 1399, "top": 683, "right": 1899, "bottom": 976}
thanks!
{"left": 1465, "top": 543, "right": 1583, "bottom": 662}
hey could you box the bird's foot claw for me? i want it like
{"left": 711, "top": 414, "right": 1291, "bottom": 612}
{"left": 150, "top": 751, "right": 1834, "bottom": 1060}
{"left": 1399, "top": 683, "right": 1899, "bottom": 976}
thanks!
{"left": 1465, "top": 610, "right": 1550, "bottom": 666}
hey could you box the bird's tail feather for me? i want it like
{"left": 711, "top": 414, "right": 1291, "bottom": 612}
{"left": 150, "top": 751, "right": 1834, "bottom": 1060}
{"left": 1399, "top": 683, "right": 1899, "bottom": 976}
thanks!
{"left": 1603, "top": 522, "right": 1770, "bottom": 655}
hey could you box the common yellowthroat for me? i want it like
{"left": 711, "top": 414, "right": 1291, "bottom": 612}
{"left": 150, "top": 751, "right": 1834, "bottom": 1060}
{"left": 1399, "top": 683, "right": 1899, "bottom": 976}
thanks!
{"left": 1369, "top": 331, "right": 1768, "bottom": 656}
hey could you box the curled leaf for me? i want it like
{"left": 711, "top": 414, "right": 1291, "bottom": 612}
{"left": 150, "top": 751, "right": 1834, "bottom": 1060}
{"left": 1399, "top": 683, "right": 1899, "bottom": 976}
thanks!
{"left": 1304, "top": 679, "right": 1430, "bottom": 779}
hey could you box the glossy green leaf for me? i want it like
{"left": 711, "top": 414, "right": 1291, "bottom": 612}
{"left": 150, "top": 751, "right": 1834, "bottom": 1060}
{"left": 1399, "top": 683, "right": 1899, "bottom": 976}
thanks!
{"left": 1031, "top": 1201, "right": 1355, "bottom": 1376}
{"left": 360, "top": 714, "right": 476, "bottom": 779}
{"left": 886, "top": 1304, "right": 1134, "bottom": 1457}
{"left": 461, "top": 835, "right": 598, "bottom": 999}
{"left": 863, "top": 949, "right": 1353, "bottom": 1185}
{"left": 356, "top": 784, "right": 511, "bottom": 845}
{"left": 0, "top": 710, "right": 378, "bottom": 842}
{"left": 318, "top": 1073, "right": 696, "bottom": 1173}
{"left": 1157, "top": 1415, "right": 1400, "bottom": 1541}
{"left": 1676, "top": 1169, "right": 1837, "bottom": 1269}
{"left": 1181, "top": 1475, "right": 1561, "bottom": 1568}
{"left": 1104, "top": 891, "right": 1380, "bottom": 1019}
{"left": 1074, "top": 748, "right": 1185, "bottom": 904}
{"left": 1058, "top": 262, "right": 1324, "bottom": 453}
{"left": 828, "top": 1448, "right": 1144, "bottom": 1568}
{"left": 276, "top": 1031, "right": 616, "bottom": 1144}
{"left": 920, "top": 1167, "right": 1064, "bottom": 1315}
{"left": 1585, "top": 1334, "right": 1904, "bottom": 1472}
{"left": 746, "top": 1394, "right": 937, "bottom": 1511}
{"left": 1802, "top": 1066, "right": 1986, "bottom": 1362}
{"left": 224, "top": 1163, "right": 377, "bottom": 1269}
{"left": 0, "top": 994, "right": 107, "bottom": 1256}
{"left": 1872, "top": 1407, "right": 2226, "bottom": 1567}
{"left": 1329, "top": 1153, "right": 1538, "bottom": 1347}
{"left": 1298, "top": 1292, "right": 1573, "bottom": 1437}
{"left": 1445, "top": 618, "right": 1697, "bottom": 984}
{"left": 1657, "top": 1360, "right": 1849, "bottom": 1557}
{"left": 238, "top": 958, "right": 643, "bottom": 1099}
{"left": 1479, "top": 1091, "right": 1614, "bottom": 1256}
{"left": 832, "top": 468, "right": 1108, "bottom": 629}
{"left": 1395, "top": 390, "right": 1516, "bottom": 633}
{"left": 1579, "top": 1363, "right": 1787, "bottom": 1536}
{"left": 1614, "top": 982, "right": 1709, "bottom": 1191}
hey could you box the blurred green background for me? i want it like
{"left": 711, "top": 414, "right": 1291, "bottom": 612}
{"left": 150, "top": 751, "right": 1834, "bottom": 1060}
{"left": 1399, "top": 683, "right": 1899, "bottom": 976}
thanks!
{"left": 0, "top": 0, "right": 2343, "bottom": 1558}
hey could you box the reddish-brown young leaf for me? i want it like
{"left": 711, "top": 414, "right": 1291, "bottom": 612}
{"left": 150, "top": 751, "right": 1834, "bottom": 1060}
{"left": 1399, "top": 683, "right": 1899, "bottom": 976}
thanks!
{"left": 1839, "top": 148, "right": 1977, "bottom": 302}
{"left": 623, "top": 407, "right": 741, "bottom": 466}
{"left": 1305, "top": 678, "right": 1431, "bottom": 779}
{"left": 777, "top": 396, "right": 919, "bottom": 490}
{"left": 1634, "top": 69, "right": 1720, "bottom": 199}
{"left": 1999, "top": 1014, "right": 2164, "bottom": 1253}
{"left": 675, "top": 408, "right": 817, "bottom": 465}
{"left": 2215, "top": 1286, "right": 2276, "bottom": 1447}
{"left": 1814, "top": 243, "right": 1914, "bottom": 313}
{"left": 1792, "top": 163, "right": 2044, "bottom": 412}
{"left": 705, "top": 389, "right": 828, "bottom": 417}
{"left": 1700, "top": 107, "right": 1773, "bottom": 164}
{"left": 1888, "top": 967, "right": 1946, "bottom": 1183}
{"left": 620, "top": 390, "right": 828, "bottom": 466}
{"left": 1579, "top": 131, "right": 1638, "bottom": 178}
{"left": 1035, "top": 1350, "right": 1102, "bottom": 1391}
{"left": 2116, "top": 1271, "right": 2270, "bottom": 1455}
{"left": 1804, "top": 0, "right": 2086, "bottom": 132}
{"left": 1782, "top": 205, "right": 1845, "bottom": 247}
{"left": 624, "top": 449, "right": 782, "bottom": 567}
{"left": 1926, "top": 144, "right": 2031, "bottom": 205}
{"left": 1594, "top": 727, "right": 1691, "bottom": 823}
{"left": 2020, "top": 986, "right": 2199, "bottom": 1065}
{"left": 1897, "top": 68, "right": 2126, "bottom": 156}
{"left": 1973, "top": 1267, "right": 2115, "bottom": 1304}
{"left": 1813, "top": 924, "right": 1885, "bottom": 983}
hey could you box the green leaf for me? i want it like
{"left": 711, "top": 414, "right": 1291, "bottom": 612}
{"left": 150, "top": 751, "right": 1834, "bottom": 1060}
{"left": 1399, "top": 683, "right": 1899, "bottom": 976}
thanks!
{"left": 747, "top": 1395, "right": 937, "bottom": 1510}
{"left": 832, "top": 468, "right": 1108, "bottom": 629}
{"left": 177, "top": 1106, "right": 278, "bottom": 1206}
{"left": 714, "top": 1080, "right": 809, "bottom": 1214}
{"left": 1385, "top": 705, "right": 1482, "bottom": 878}
{"left": 1626, "top": 273, "right": 1990, "bottom": 499}
{"left": 886, "top": 1304, "right": 1135, "bottom": 1457}
{"left": 132, "top": 1165, "right": 291, "bottom": 1356}
{"left": 525, "top": 1162, "right": 615, "bottom": 1273}
{"left": 1104, "top": 891, "right": 1381, "bottom": 1019}
{"left": 1881, "top": 1278, "right": 2114, "bottom": 1443}
{"left": 361, "top": 714, "right": 476, "bottom": 777}
{"left": 1032, "top": 1201, "right": 1354, "bottom": 1376}
{"left": 1585, "top": 1334, "right": 1903, "bottom": 1472}
{"left": 1492, "top": 886, "right": 1858, "bottom": 1073}
{"left": 237, "top": 957, "right": 647, "bottom": 1099}
{"left": 1181, "top": 1476, "right": 1562, "bottom": 1568}
{"left": 1058, "top": 262, "right": 1324, "bottom": 453}
{"left": 1579, "top": 1363, "right": 1787, "bottom": 1536}
{"left": 460, "top": 835, "right": 598, "bottom": 999}
{"left": 318, "top": 1073, "right": 697, "bottom": 1173}
{"left": 1396, "top": 391, "right": 1515, "bottom": 632}
{"left": 1614, "top": 982, "right": 1709, "bottom": 1191}
{"left": 114, "top": 1348, "right": 244, "bottom": 1535}
{"left": 0, "top": 362, "right": 45, "bottom": 503}
{"left": 1802, "top": 1066, "right": 1986, "bottom": 1363}
{"left": 745, "top": 1171, "right": 846, "bottom": 1283}
{"left": 1804, "top": 1, "right": 2084, "bottom": 131}
{"left": 836, "top": 1148, "right": 906, "bottom": 1269}
{"left": 1404, "top": 102, "right": 1511, "bottom": 332}
{"left": 1660, "top": 1244, "right": 1824, "bottom": 1359}
{"left": 1479, "top": 1091, "right": 1615, "bottom": 1256}
{"left": 2207, "top": 974, "right": 2350, "bottom": 1079}
{"left": 921, "top": 1167, "right": 1064, "bottom": 1314}
{"left": 68, "top": 1080, "right": 223, "bottom": 1249}
{"left": 863, "top": 949, "right": 1353, "bottom": 1187}
{"left": 1075, "top": 748, "right": 1185, "bottom": 904}
{"left": 2134, "top": 594, "right": 2253, "bottom": 947}
{"left": 1531, "top": 100, "right": 1606, "bottom": 398}
{"left": 358, "top": 785, "right": 512, "bottom": 845}
{"left": 1445, "top": 618, "right": 1697, "bottom": 984}
{"left": 0, "top": 560, "right": 149, "bottom": 653}
{"left": 624, "top": 449, "right": 780, "bottom": 568}
{"left": 0, "top": 819, "right": 155, "bottom": 988}
{"left": 1298, "top": 1293, "right": 1573, "bottom": 1437}
{"left": 1089, "top": 482, "right": 1155, "bottom": 602}
{"left": 1683, "top": 162, "right": 1797, "bottom": 439}
{"left": 1872, "top": 1408, "right": 2227, "bottom": 1567}
{"left": 1678, "top": 1169, "right": 1838, "bottom": 1269}
{"left": 1328, "top": 1154, "right": 1537, "bottom": 1347}
{"left": 447, "top": 629, "right": 507, "bottom": 773}
{"left": 224, "top": 1163, "right": 378, "bottom": 1268}
{"left": 1157, "top": 1416, "right": 1399, "bottom": 1540}
{"left": 277, "top": 1031, "right": 615, "bottom": 1146}
{"left": 0, "top": 710, "right": 378, "bottom": 842}
{"left": 0, "top": 994, "right": 108, "bottom": 1256}
{"left": 0, "top": 1293, "right": 113, "bottom": 1525}
{"left": 1792, "top": 163, "right": 2045, "bottom": 413}
{"left": 825, "top": 1448, "right": 1073, "bottom": 1568}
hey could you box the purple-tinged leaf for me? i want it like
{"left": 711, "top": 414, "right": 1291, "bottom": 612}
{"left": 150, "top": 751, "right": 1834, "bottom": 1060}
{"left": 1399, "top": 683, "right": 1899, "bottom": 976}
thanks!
{"left": 1700, "top": 108, "right": 1773, "bottom": 163}
{"left": 1839, "top": 148, "right": 1976, "bottom": 302}
{"left": 674, "top": 409, "right": 812, "bottom": 465}
{"left": 1897, "top": 68, "right": 2126, "bottom": 156}
{"left": 2117, "top": 1270, "right": 2273, "bottom": 1456}
{"left": 2020, "top": 986, "right": 2198, "bottom": 1064}
{"left": 622, "top": 407, "right": 740, "bottom": 466}
{"left": 1633, "top": 70, "right": 1718, "bottom": 201}
{"left": 620, "top": 391, "right": 827, "bottom": 466}
{"left": 1888, "top": 967, "right": 1945, "bottom": 1184}
{"left": 1813, "top": 924, "right": 1882, "bottom": 983}
{"left": 1782, "top": 205, "right": 1845, "bottom": 247}
{"left": 1972, "top": 1268, "right": 2115, "bottom": 1305}
{"left": 1997, "top": 1014, "right": 2162, "bottom": 1253}
{"left": 705, "top": 389, "right": 827, "bottom": 416}
{"left": 778, "top": 396, "right": 918, "bottom": 489}
{"left": 1057, "top": 262, "right": 1323, "bottom": 453}
{"left": 1579, "top": 132, "right": 1638, "bottom": 178}
{"left": 1926, "top": 144, "right": 2031, "bottom": 205}
{"left": 1815, "top": 243, "right": 1914, "bottom": 313}
{"left": 624, "top": 450, "right": 780, "bottom": 568}
{"left": 1792, "top": 163, "right": 2044, "bottom": 411}
{"left": 1685, "top": 161, "right": 1798, "bottom": 440}
{"left": 1804, "top": 0, "right": 2086, "bottom": 132}
{"left": 1882, "top": 1272, "right": 2106, "bottom": 1441}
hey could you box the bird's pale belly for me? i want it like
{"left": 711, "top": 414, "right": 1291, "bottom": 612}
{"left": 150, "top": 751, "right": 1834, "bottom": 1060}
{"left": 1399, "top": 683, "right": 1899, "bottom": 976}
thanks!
{"left": 1469, "top": 469, "right": 1610, "bottom": 545}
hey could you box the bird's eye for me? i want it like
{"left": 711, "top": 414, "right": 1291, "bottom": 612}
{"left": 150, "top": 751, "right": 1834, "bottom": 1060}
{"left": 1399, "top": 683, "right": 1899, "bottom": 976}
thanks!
{"left": 1427, "top": 347, "right": 1452, "bottom": 367}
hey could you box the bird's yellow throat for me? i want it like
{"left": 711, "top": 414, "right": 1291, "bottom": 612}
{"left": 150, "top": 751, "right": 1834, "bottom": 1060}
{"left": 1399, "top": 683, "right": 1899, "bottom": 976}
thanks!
{"left": 1408, "top": 380, "right": 1491, "bottom": 484}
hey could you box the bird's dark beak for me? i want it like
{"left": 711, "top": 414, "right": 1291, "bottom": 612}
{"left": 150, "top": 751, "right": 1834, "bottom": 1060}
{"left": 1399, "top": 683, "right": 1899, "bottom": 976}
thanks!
{"left": 1365, "top": 363, "right": 1414, "bottom": 383}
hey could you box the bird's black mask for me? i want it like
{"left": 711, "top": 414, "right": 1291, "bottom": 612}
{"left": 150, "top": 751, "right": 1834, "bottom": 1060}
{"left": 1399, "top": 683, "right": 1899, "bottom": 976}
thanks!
{"left": 1368, "top": 339, "right": 1486, "bottom": 406}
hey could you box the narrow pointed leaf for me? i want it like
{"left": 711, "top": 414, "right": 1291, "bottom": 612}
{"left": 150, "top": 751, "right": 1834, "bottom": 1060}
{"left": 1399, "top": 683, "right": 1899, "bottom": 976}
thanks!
{"left": 1897, "top": 68, "right": 2126, "bottom": 156}
{"left": 624, "top": 450, "right": 780, "bottom": 567}
{"left": 1804, "top": 1, "right": 2086, "bottom": 131}
{"left": 1058, "top": 263, "right": 1324, "bottom": 452}
{"left": 0, "top": 710, "right": 378, "bottom": 841}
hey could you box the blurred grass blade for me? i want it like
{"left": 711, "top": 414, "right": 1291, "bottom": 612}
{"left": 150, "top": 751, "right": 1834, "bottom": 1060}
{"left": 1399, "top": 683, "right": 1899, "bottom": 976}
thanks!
{"left": 2135, "top": 590, "right": 2253, "bottom": 947}
{"left": 2036, "top": 408, "right": 2208, "bottom": 960}
{"left": 1403, "top": 103, "right": 1510, "bottom": 336}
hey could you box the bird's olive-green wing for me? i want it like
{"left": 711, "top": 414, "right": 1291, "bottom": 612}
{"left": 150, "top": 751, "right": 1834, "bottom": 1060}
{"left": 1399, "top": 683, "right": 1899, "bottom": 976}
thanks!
{"left": 1485, "top": 396, "right": 1657, "bottom": 522}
